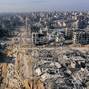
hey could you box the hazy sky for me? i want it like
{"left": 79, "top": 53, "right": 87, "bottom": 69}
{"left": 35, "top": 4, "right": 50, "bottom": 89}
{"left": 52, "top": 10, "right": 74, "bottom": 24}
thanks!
{"left": 0, "top": 0, "right": 89, "bottom": 12}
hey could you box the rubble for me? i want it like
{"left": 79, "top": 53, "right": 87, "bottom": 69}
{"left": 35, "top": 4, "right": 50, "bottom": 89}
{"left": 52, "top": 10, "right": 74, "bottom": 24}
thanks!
{"left": 33, "top": 49, "right": 89, "bottom": 89}
{"left": 0, "top": 12, "right": 89, "bottom": 89}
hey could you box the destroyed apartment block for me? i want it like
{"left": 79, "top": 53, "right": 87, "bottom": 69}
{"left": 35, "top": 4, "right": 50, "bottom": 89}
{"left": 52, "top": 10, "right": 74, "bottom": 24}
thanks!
{"left": 73, "top": 30, "right": 89, "bottom": 45}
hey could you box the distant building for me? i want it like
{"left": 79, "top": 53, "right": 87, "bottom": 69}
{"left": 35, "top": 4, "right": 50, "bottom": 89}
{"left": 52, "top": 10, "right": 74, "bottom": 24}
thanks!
{"left": 31, "top": 27, "right": 48, "bottom": 45}
{"left": 73, "top": 30, "right": 89, "bottom": 45}
{"left": 32, "top": 32, "right": 47, "bottom": 45}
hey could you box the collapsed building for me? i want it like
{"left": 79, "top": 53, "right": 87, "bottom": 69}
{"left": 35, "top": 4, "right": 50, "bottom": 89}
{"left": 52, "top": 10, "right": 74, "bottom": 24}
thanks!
{"left": 31, "top": 24, "right": 89, "bottom": 46}
{"left": 32, "top": 49, "right": 89, "bottom": 89}
{"left": 31, "top": 25, "right": 89, "bottom": 47}
{"left": 31, "top": 27, "right": 66, "bottom": 46}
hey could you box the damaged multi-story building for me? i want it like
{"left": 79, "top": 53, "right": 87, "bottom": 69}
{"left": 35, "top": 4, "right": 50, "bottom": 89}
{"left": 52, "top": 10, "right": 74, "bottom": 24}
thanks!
{"left": 73, "top": 29, "right": 89, "bottom": 45}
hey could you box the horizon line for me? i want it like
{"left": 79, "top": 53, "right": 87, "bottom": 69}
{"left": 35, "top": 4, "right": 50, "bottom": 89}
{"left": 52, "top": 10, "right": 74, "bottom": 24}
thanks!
{"left": 0, "top": 9, "right": 89, "bottom": 13}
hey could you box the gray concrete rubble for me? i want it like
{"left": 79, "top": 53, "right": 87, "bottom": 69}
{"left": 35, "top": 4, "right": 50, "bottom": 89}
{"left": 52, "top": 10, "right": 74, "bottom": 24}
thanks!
{"left": 33, "top": 49, "right": 89, "bottom": 89}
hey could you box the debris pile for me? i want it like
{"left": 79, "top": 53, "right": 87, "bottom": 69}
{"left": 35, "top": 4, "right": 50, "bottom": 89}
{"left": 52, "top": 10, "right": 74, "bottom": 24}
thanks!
{"left": 33, "top": 49, "right": 89, "bottom": 89}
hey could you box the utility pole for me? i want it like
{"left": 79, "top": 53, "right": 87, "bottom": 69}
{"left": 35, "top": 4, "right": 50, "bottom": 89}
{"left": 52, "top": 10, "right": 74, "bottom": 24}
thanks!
{"left": 25, "top": 17, "right": 29, "bottom": 36}
{"left": 25, "top": 16, "right": 32, "bottom": 47}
